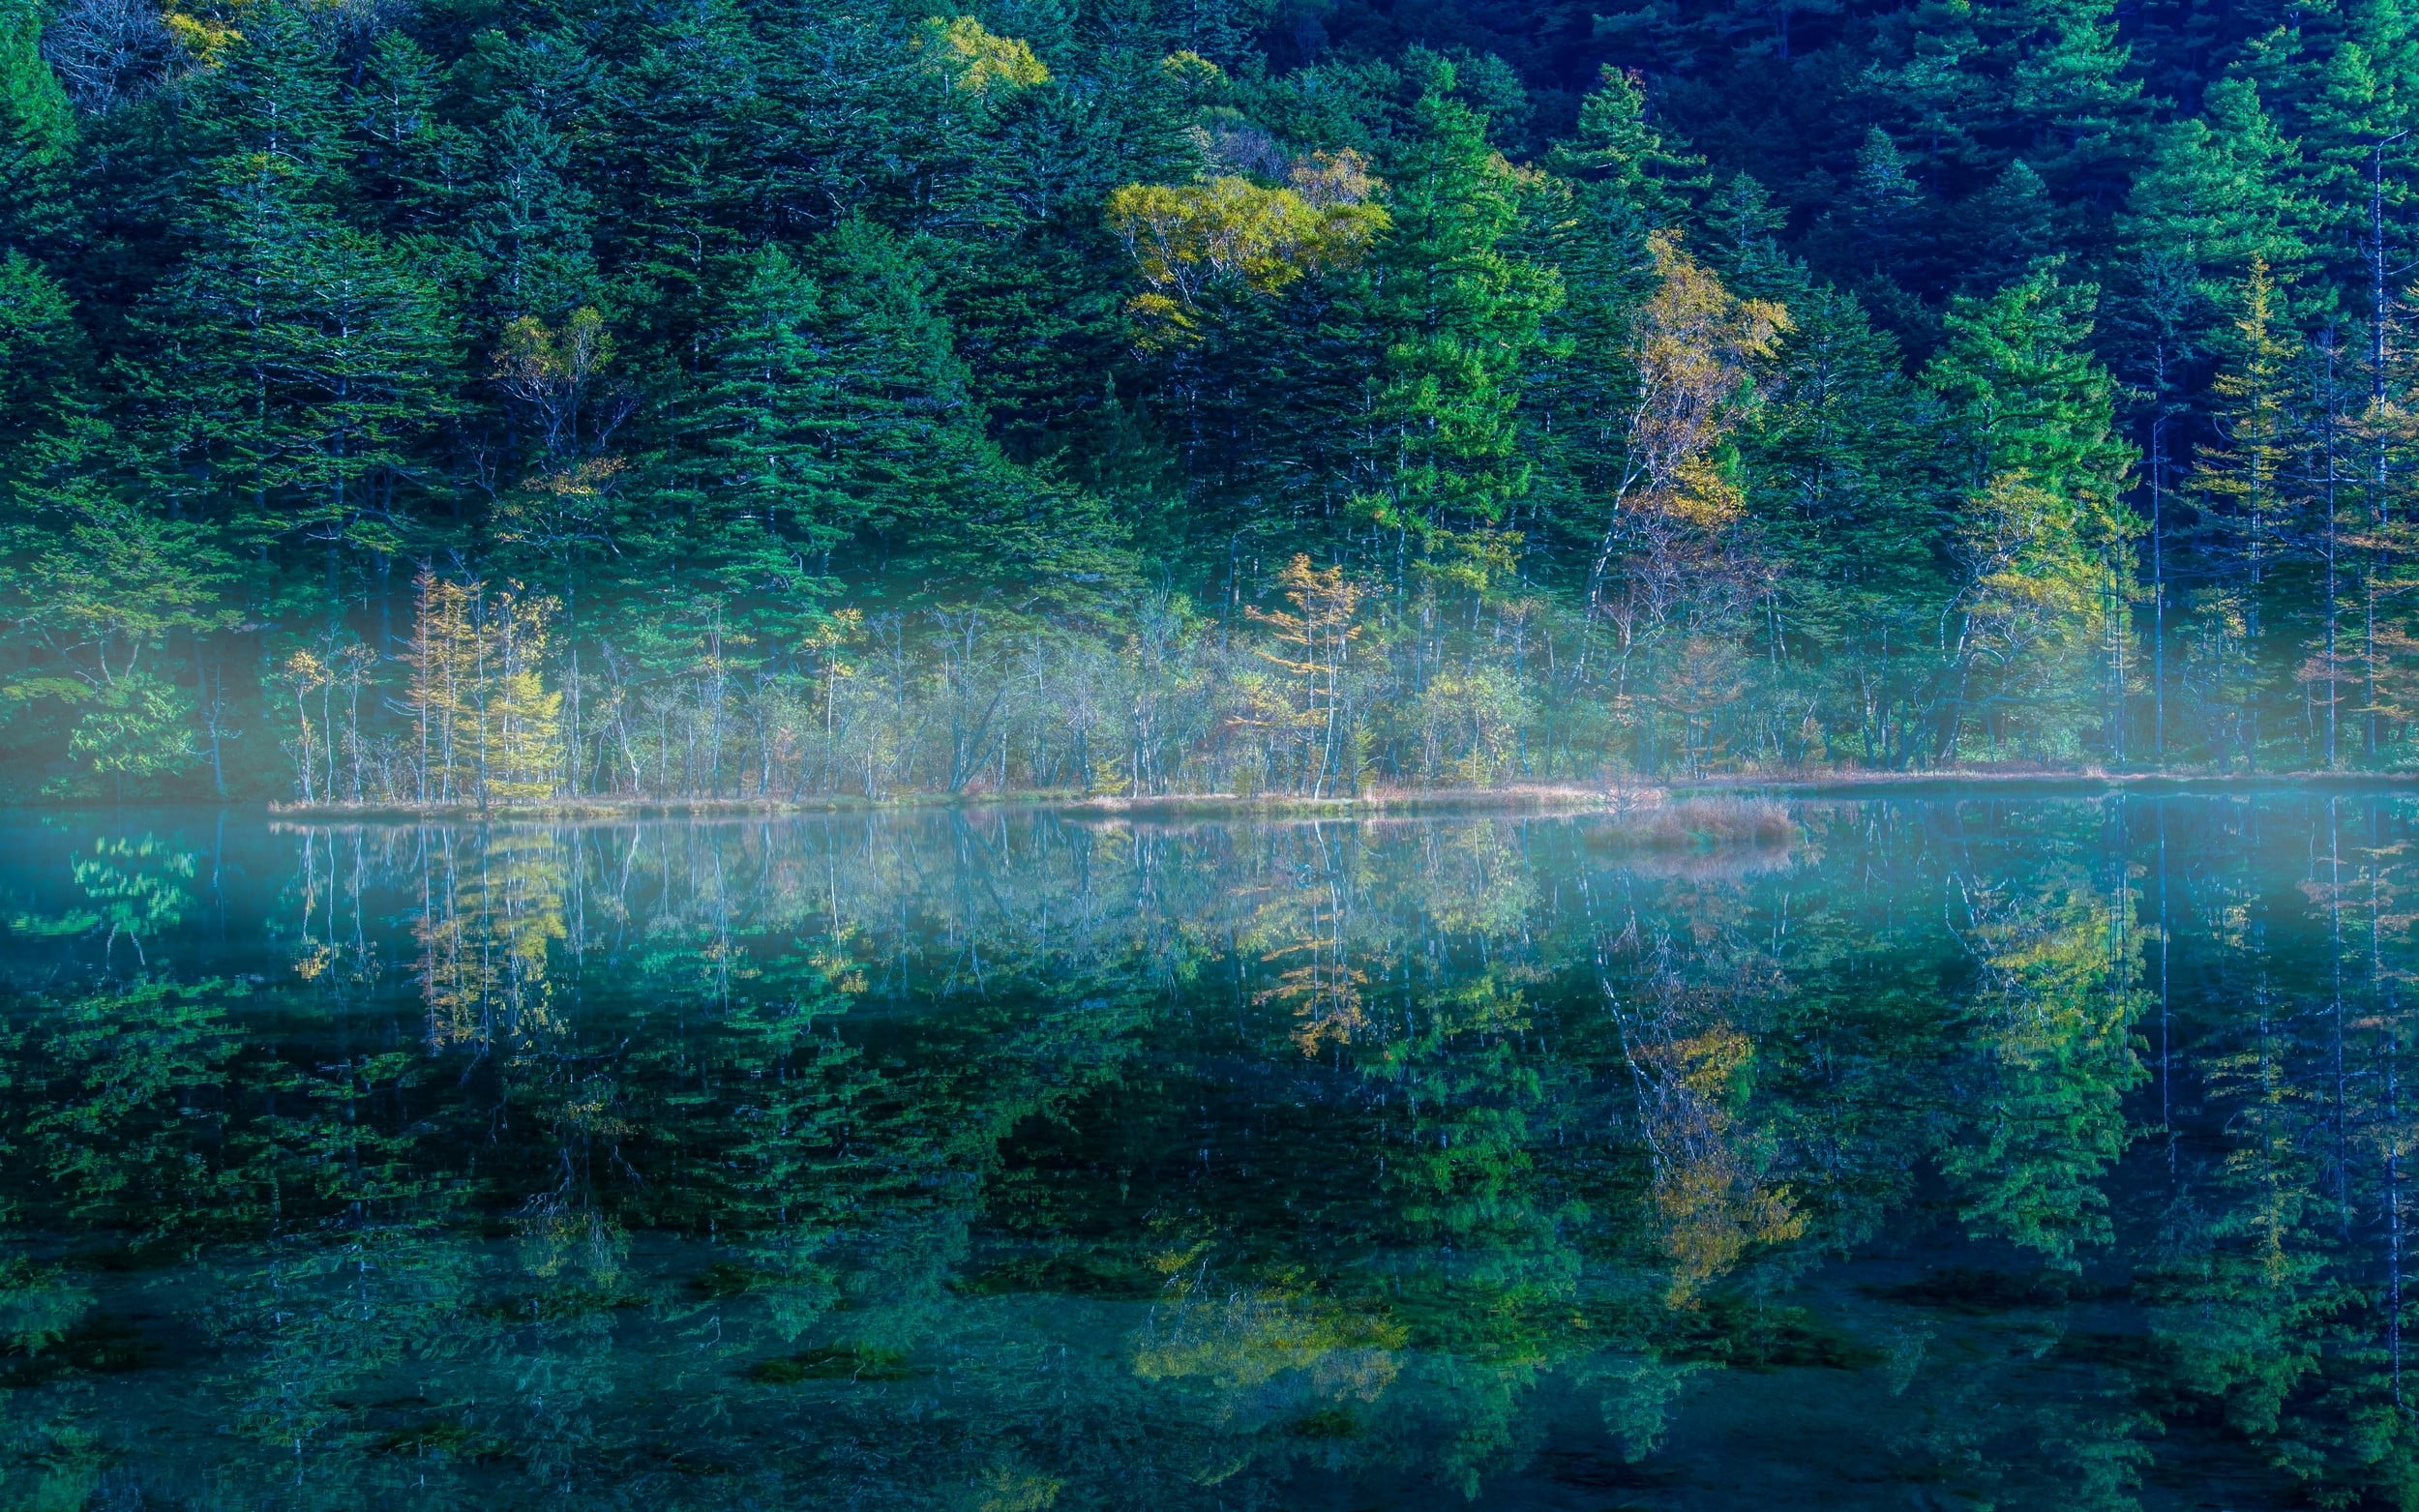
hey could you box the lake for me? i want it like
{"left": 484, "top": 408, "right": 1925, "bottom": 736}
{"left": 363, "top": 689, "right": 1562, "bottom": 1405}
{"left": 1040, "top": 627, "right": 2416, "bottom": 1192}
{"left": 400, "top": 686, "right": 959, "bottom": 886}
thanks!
{"left": 0, "top": 793, "right": 2410, "bottom": 1509}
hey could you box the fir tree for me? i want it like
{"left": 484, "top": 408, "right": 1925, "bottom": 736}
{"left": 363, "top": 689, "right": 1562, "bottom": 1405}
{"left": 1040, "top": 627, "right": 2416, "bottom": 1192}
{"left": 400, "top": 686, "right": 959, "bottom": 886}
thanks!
{"left": 1359, "top": 76, "right": 1561, "bottom": 550}
{"left": 699, "top": 243, "right": 850, "bottom": 563}
{"left": 1926, "top": 269, "right": 2137, "bottom": 757}
{"left": 467, "top": 104, "right": 600, "bottom": 325}
{"left": 0, "top": 0, "right": 74, "bottom": 252}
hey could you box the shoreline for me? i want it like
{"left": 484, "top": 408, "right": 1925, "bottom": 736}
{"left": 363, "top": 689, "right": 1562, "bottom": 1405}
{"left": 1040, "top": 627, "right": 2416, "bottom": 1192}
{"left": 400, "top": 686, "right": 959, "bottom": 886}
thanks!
{"left": 1673, "top": 768, "right": 2419, "bottom": 794}
{"left": 261, "top": 767, "right": 2419, "bottom": 822}
{"left": 15, "top": 769, "right": 2419, "bottom": 825}
{"left": 254, "top": 784, "right": 1676, "bottom": 825}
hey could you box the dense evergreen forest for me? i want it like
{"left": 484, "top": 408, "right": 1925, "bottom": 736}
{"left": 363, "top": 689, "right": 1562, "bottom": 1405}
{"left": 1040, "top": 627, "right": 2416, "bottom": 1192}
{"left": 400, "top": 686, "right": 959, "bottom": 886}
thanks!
{"left": 6, "top": 0, "right": 2419, "bottom": 801}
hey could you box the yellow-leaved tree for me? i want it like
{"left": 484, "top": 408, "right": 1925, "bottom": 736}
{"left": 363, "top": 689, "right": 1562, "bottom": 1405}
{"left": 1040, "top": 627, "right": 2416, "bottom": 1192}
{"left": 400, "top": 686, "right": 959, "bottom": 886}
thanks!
{"left": 1242, "top": 554, "right": 1366, "bottom": 797}
{"left": 404, "top": 570, "right": 564, "bottom": 805}
{"left": 1585, "top": 233, "right": 1789, "bottom": 738}
{"left": 913, "top": 16, "right": 1049, "bottom": 95}
{"left": 1590, "top": 230, "right": 1790, "bottom": 613}
{"left": 484, "top": 591, "right": 562, "bottom": 800}
{"left": 1105, "top": 152, "right": 1389, "bottom": 343}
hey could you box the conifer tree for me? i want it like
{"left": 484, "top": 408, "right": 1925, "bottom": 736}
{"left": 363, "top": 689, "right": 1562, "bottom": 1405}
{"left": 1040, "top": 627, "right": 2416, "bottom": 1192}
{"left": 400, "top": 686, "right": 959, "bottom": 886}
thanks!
{"left": 132, "top": 3, "right": 455, "bottom": 561}
{"left": 1958, "top": 160, "right": 2059, "bottom": 293}
{"left": 1359, "top": 75, "right": 1560, "bottom": 552}
{"left": 1986, "top": 0, "right": 2148, "bottom": 206}
{"left": 355, "top": 30, "right": 474, "bottom": 229}
{"left": 2288, "top": 25, "right": 2419, "bottom": 295}
{"left": 2114, "top": 78, "right": 2312, "bottom": 373}
{"left": 146, "top": 220, "right": 457, "bottom": 558}
{"left": 2188, "top": 258, "right": 2309, "bottom": 765}
{"left": 1740, "top": 278, "right": 1934, "bottom": 761}
{"left": 467, "top": 105, "right": 598, "bottom": 326}
{"left": 1840, "top": 127, "right": 1924, "bottom": 281}
{"left": 1544, "top": 67, "right": 1706, "bottom": 230}
{"left": 1823, "top": 127, "right": 1932, "bottom": 341}
{"left": 699, "top": 244, "right": 850, "bottom": 565}
{"left": 1526, "top": 69, "right": 1703, "bottom": 533}
{"left": 796, "top": 217, "right": 983, "bottom": 535}
{"left": 1695, "top": 171, "right": 1795, "bottom": 298}
{"left": 0, "top": 0, "right": 75, "bottom": 252}
{"left": 1926, "top": 270, "right": 2136, "bottom": 757}
{"left": 605, "top": 1, "right": 758, "bottom": 361}
{"left": 0, "top": 252, "right": 91, "bottom": 466}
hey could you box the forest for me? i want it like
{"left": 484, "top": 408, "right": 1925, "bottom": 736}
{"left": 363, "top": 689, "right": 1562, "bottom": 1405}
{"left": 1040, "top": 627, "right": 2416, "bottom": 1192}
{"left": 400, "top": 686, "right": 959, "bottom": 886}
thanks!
{"left": 3, "top": 0, "right": 2418, "bottom": 801}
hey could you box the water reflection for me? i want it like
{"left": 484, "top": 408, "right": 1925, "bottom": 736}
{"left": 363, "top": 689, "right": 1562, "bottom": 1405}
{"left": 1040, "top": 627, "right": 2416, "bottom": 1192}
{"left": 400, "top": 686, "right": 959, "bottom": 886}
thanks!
{"left": 0, "top": 797, "right": 2414, "bottom": 1507}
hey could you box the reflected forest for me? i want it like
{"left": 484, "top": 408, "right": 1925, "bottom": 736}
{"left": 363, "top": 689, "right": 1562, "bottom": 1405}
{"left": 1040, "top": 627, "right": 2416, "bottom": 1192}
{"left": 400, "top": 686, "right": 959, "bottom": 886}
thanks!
{"left": 0, "top": 795, "right": 2413, "bottom": 1508}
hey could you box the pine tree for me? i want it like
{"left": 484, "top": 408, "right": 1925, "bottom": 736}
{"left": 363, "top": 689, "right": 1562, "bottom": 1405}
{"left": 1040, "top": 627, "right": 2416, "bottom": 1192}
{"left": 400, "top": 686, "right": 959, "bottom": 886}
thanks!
{"left": 467, "top": 104, "right": 600, "bottom": 325}
{"left": 0, "top": 251, "right": 92, "bottom": 466}
{"left": 1926, "top": 269, "right": 2137, "bottom": 759}
{"left": 0, "top": 0, "right": 75, "bottom": 252}
{"left": 2193, "top": 260, "right": 2306, "bottom": 608}
{"left": 127, "top": 2, "right": 456, "bottom": 559}
{"left": 699, "top": 244, "right": 850, "bottom": 563}
{"left": 1986, "top": 0, "right": 2149, "bottom": 209}
{"left": 1739, "top": 278, "right": 1936, "bottom": 763}
{"left": 190, "top": 0, "right": 347, "bottom": 198}
{"left": 798, "top": 217, "right": 983, "bottom": 533}
{"left": 1840, "top": 127, "right": 1925, "bottom": 281}
{"left": 603, "top": 0, "right": 759, "bottom": 365}
{"left": 1958, "top": 159, "right": 2059, "bottom": 293}
{"left": 1525, "top": 71, "right": 1696, "bottom": 542}
{"left": 1821, "top": 126, "right": 1933, "bottom": 342}
{"left": 1696, "top": 171, "right": 1795, "bottom": 298}
{"left": 2115, "top": 79, "right": 2312, "bottom": 344}
{"left": 1359, "top": 75, "right": 1561, "bottom": 552}
{"left": 2188, "top": 258, "right": 2308, "bottom": 765}
{"left": 1858, "top": 0, "right": 1991, "bottom": 191}
{"left": 2285, "top": 18, "right": 2419, "bottom": 296}
{"left": 145, "top": 219, "right": 458, "bottom": 559}
{"left": 692, "top": 222, "right": 1127, "bottom": 606}
{"left": 1544, "top": 67, "right": 1707, "bottom": 230}
{"left": 354, "top": 30, "right": 475, "bottom": 229}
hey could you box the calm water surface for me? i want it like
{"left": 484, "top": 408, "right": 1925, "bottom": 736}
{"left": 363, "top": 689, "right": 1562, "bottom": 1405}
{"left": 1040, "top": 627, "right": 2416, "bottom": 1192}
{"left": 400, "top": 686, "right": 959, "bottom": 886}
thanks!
{"left": 1, "top": 794, "right": 2412, "bottom": 1509}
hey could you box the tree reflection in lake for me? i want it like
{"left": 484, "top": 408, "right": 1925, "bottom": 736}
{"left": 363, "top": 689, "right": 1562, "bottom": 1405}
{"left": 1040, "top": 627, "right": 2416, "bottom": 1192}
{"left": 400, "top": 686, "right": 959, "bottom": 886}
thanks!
{"left": 4, "top": 795, "right": 2419, "bottom": 1508}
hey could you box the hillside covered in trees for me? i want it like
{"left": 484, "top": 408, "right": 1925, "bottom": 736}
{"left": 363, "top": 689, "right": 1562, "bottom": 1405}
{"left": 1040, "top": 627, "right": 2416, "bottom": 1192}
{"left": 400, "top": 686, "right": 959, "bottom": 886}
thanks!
{"left": 2, "top": 0, "right": 2416, "bottom": 801}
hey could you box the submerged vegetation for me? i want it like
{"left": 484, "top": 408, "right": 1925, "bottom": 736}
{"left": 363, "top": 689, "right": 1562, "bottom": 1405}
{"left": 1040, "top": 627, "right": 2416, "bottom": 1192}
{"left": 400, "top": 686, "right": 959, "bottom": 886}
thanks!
{"left": 13, "top": 0, "right": 2419, "bottom": 801}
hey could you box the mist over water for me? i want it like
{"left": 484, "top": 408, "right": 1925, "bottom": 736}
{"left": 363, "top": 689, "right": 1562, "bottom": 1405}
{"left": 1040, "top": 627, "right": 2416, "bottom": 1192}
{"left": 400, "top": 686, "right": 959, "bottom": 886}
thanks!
{"left": 0, "top": 794, "right": 2410, "bottom": 1509}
